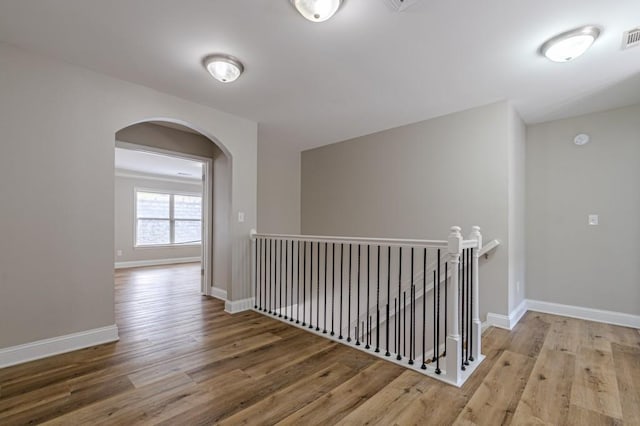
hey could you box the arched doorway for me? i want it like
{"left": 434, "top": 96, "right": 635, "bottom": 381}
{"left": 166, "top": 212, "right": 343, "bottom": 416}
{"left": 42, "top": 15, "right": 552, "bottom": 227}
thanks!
{"left": 114, "top": 119, "right": 232, "bottom": 299}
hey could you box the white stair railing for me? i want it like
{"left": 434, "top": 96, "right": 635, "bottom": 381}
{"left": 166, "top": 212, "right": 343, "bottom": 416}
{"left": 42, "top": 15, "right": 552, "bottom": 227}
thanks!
{"left": 249, "top": 226, "right": 486, "bottom": 387}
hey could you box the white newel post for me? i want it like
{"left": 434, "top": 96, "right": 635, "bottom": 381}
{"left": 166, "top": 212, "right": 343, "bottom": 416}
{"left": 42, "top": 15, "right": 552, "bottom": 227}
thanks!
{"left": 250, "top": 229, "right": 257, "bottom": 309}
{"left": 445, "top": 226, "right": 462, "bottom": 384}
{"left": 469, "top": 226, "right": 482, "bottom": 362}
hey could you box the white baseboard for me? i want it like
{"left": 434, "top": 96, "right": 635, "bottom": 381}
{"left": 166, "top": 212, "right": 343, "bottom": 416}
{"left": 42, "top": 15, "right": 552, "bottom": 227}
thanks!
{"left": 484, "top": 299, "right": 529, "bottom": 331}
{"left": 484, "top": 299, "right": 640, "bottom": 332}
{"left": 211, "top": 287, "right": 227, "bottom": 301}
{"left": 225, "top": 297, "right": 255, "bottom": 314}
{"left": 527, "top": 299, "right": 640, "bottom": 329}
{"left": 114, "top": 257, "right": 200, "bottom": 269}
{"left": 0, "top": 325, "right": 119, "bottom": 368}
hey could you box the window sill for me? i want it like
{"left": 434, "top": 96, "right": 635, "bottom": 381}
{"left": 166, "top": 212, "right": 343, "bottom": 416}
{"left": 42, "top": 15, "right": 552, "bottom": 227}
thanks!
{"left": 134, "top": 243, "right": 202, "bottom": 249}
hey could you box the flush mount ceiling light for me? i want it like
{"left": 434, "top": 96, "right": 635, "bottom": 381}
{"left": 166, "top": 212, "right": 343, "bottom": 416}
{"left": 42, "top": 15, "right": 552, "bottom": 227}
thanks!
{"left": 291, "top": 0, "right": 342, "bottom": 22}
{"left": 541, "top": 25, "right": 600, "bottom": 62}
{"left": 574, "top": 133, "right": 590, "bottom": 146}
{"left": 203, "top": 54, "right": 244, "bottom": 83}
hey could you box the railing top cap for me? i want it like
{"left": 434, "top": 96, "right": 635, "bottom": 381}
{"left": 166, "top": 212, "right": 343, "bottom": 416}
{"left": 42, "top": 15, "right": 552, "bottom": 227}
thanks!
{"left": 251, "top": 232, "right": 449, "bottom": 248}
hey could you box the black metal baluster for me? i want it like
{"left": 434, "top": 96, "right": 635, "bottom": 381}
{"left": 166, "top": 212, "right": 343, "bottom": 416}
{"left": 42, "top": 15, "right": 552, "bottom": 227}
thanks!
{"left": 466, "top": 249, "right": 471, "bottom": 366}
{"left": 347, "top": 244, "right": 352, "bottom": 342}
{"left": 310, "top": 241, "right": 314, "bottom": 329}
{"left": 284, "top": 240, "right": 288, "bottom": 319}
{"left": 435, "top": 268, "right": 441, "bottom": 375}
{"left": 268, "top": 239, "right": 272, "bottom": 314}
{"left": 356, "top": 244, "right": 361, "bottom": 346}
{"left": 272, "top": 239, "right": 276, "bottom": 315}
{"left": 397, "top": 247, "right": 402, "bottom": 361}
{"left": 290, "top": 240, "right": 294, "bottom": 322}
{"left": 469, "top": 248, "right": 475, "bottom": 362}
{"left": 316, "top": 241, "right": 320, "bottom": 331}
{"left": 263, "top": 239, "right": 266, "bottom": 311}
{"left": 339, "top": 243, "right": 344, "bottom": 340}
{"left": 266, "top": 239, "right": 269, "bottom": 313}
{"left": 386, "top": 246, "right": 391, "bottom": 357}
{"left": 274, "top": 239, "right": 277, "bottom": 315}
{"left": 421, "top": 248, "right": 427, "bottom": 370}
{"left": 409, "top": 247, "right": 414, "bottom": 365}
{"left": 331, "top": 243, "right": 335, "bottom": 336}
{"left": 302, "top": 241, "right": 307, "bottom": 327}
{"left": 461, "top": 249, "right": 466, "bottom": 370}
{"left": 365, "top": 245, "right": 370, "bottom": 349}
{"left": 466, "top": 248, "right": 471, "bottom": 366}
{"left": 432, "top": 267, "right": 437, "bottom": 362}
{"left": 437, "top": 248, "right": 442, "bottom": 361}
{"left": 278, "top": 239, "right": 283, "bottom": 317}
{"left": 375, "top": 245, "right": 380, "bottom": 353}
{"left": 297, "top": 240, "right": 301, "bottom": 324}
{"left": 323, "top": 242, "right": 327, "bottom": 334}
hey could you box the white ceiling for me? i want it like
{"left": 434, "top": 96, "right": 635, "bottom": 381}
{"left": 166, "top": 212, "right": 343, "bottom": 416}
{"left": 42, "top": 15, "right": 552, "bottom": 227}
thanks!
{"left": 115, "top": 148, "right": 202, "bottom": 181}
{"left": 1, "top": 1, "right": 639, "bottom": 150}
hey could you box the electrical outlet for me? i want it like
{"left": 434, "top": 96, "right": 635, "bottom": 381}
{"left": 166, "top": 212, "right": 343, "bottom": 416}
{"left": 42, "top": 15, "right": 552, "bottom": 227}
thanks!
{"left": 588, "top": 214, "right": 599, "bottom": 226}
{"left": 116, "top": 249, "right": 123, "bottom": 257}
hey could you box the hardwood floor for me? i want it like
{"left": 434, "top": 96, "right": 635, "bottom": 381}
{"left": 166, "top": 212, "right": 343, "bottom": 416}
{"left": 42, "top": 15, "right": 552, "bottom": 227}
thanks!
{"left": 1, "top": 263, "right": 639, "bottom": 425}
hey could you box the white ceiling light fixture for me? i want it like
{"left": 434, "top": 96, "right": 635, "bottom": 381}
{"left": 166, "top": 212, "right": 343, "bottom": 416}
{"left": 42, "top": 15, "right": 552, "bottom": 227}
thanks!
{"left": 541, "top": 25, "right": 600, "bottom": 62}
{"left": 574, "top": 133, "right": 590, "bottom": 146}
{"left": 291, "top": 0, "right": 342, "bottom": 23}
{"left": 203, "top": 54, "right": 244, "bottom": 83}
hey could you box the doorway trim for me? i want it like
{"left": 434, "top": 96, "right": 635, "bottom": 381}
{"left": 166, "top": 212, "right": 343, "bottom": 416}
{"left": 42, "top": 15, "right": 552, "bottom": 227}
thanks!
{"left": 115, "top": 140, "right": 214, "bottom": 296}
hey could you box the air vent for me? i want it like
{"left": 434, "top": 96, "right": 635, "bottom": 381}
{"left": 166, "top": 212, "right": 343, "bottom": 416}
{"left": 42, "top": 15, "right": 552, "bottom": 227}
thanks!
{"left": 384, "top": 0, "right": 421, "bottom": 12}
{"left": 622, "top": 27, "right": 640, "bottom": 49}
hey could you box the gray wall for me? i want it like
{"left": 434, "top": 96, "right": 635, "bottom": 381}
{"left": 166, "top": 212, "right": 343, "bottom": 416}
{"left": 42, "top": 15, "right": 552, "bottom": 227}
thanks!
{"left": 114, "top": 173, "right": 202, "bottom": 263}
{"left": 526, "top": 104, "right": 640, "bottom": 315}
{"left": 0, "top": 43, "right": 256, "bottom": 350}
{"left": 213, "top": 154, "right": 231, "bottom": 290}
{"left": 257, "top": 138, "right": 301, "bottom": 234}
{"left": 116, "top": 122, "right": 232, "bottom": 293}
{"left": 508, "top": 107, "right": 526, "bottom": 312}
{"left": 302, "top": 101, "right": 518, "bottom": 318}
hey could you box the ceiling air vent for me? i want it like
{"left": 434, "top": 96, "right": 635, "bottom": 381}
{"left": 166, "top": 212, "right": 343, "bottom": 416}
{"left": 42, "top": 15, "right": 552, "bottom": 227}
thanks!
{"left": 384, "top": 0, "right": 421, "bottom": 12}
{"left": 622, "top": 27, "right": 640, "bottom": 49}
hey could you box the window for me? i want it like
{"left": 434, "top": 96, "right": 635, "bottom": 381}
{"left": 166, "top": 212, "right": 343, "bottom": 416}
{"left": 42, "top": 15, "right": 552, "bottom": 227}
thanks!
{"left": 135, "top": 190, "right": 202, "bottom": 246}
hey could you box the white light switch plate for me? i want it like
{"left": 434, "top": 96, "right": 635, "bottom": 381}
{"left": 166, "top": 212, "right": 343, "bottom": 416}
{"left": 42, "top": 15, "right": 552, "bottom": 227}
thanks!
{"left": 238, "top": 212, "right": 245, "bottom": 223}
{"left": 588, "top": 214, "right": 599, "bottom": 226}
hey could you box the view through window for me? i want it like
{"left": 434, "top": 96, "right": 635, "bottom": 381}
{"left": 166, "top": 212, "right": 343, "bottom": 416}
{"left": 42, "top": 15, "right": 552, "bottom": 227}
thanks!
{"left": 136, "top": 190, "right": 202, "bottom": 246}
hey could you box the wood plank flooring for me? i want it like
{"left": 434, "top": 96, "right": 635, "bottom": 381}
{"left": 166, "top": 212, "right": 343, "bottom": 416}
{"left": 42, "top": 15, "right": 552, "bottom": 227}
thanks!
{"left": 1, "top": 263, "right": 639, "bottom": 425}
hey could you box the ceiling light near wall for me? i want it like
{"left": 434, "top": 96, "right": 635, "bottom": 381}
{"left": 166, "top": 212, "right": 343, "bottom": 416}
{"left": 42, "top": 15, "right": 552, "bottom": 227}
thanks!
{"left": 541, "top": 26, "right": 600, "bottom": 62}
{"left": 204, "top": 54, "right": 244, "bottom": 83}
{"left": 291, "top": 0, "right": 342, "bottom": 22}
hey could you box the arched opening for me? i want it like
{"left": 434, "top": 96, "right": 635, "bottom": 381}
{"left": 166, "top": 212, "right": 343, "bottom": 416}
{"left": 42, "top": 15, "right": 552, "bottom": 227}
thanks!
{"left": 113, "top": 119, "right": 232, "bottom": 304}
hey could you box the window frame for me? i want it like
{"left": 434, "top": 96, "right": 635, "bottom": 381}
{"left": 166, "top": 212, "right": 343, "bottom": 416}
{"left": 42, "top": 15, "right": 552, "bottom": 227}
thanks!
{"left": 133, "top": 188, "right": 203, "bottom": 248}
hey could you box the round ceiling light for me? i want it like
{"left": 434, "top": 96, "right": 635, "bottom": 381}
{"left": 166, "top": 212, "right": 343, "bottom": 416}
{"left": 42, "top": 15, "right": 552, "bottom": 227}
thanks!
{"left": 203, "top": 54, "right": 244, "bottom": 83}
{"left": 291, "top": 0, "right": 342, "bottom": 23}
{"left": 574, "top": 133, "right": 590, "bottom": 146}
{"left": 541, "top": 26, "right": 600, "bottom": 62}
